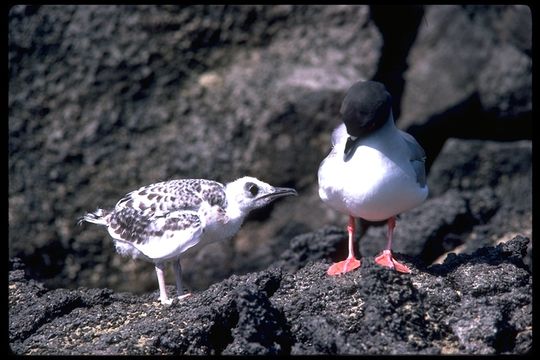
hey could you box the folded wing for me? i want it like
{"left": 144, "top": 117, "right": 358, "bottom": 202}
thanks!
{"left": 399, "top": 130, "right": 427, "bottom": 187}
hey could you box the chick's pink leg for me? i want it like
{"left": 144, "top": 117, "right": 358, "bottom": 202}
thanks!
{"left": 374, "top": 217, "right": 411, "bottom": 273}
{"left": 155, "top": 263, "right": 173, "bottom": 305}
{"left": 173, "top": 259, "right": 192, "bottom": 300}
{"left": 327, "top": 216, "right": 361, "bottom": 276}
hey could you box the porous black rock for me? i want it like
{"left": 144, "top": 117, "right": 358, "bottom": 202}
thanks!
{"left": 9, "top": 235, "right": 531, "bottom": 355}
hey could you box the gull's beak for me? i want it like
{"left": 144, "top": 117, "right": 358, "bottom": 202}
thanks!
{"left": 258, "top": 187, "right": 298, "bottom": 202}
{"left": 343, "top": 136, "right": 360, "bottom": 161}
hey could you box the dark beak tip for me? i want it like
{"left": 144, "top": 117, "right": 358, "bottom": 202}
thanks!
{"left": 274, "top": 187, "right": 298, "bottom": 197}
{"left": 257, "top": 187, "right": 298, "bottom": 202}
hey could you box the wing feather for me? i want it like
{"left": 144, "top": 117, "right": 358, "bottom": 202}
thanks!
{"left": 399, "top": 130, "right": 427, "bottom": 187}
{"left": 107, "top": 208, "right": 204, "bottom": 260}
{"left": 115, "top": 179, "right": 227, "bottom": 217}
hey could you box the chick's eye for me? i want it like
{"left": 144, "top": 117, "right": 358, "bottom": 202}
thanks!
{"left": 245, "top": 182, "right": 259, "bottom": 197}
{"left": 249, "top": 184, "right": 259, "bottom": 196}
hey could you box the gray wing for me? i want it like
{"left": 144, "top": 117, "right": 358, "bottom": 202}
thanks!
{"left": 399, "top": 130, "right": 427, "bottom": 187}
{"left": 114, "top": 179, "right": 227, "bottom": 217}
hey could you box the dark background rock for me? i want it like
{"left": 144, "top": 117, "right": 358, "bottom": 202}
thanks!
{"left": 400, "top": 5, "right": 531, "bottom": 129}
{"left": 401, "top": 5, "right": 532, "bottom": 170}
{"left": 9, "top": 5, "right": 532, "bottom": 354}
{"left": 425, "top": 138, "right": 532, "bottom": 268}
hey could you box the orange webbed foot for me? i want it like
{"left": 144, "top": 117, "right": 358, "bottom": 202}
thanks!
{"left": 374, "top": 250, "right": 411, "bottom": 273}
{"left": 327, "top": 257, "right": 361, "bottom": 276}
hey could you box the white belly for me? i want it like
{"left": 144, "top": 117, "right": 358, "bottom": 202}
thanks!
{"left": 111, "top": 214, "right": 244, "bottom": 262}
{"left": 112, "top": 226, "right": 203, "bottom": 263}
{"left": 318, "top": 145, "right": 428, "bottom": 221}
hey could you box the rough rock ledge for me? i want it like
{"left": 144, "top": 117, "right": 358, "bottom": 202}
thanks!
{"left": 9, "top": 234, "right": 531, "bottom": 355}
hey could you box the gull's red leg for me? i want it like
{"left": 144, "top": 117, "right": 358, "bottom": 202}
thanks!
{"left": 327, "top": 216, "right": 361, "bottom": 275}
{"left": 374, "top": 217, "right": 411, "bottom": 273}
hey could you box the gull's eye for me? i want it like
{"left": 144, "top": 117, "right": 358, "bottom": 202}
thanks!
{"left": 245, "top": 182, "right": 259, "bottom": 197}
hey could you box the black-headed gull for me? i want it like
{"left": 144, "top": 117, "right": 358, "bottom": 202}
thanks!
{"left": 318, "top": 80, "right": 428, "bottom": 275}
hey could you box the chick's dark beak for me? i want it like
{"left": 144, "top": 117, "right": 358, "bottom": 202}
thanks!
{"left": 258, "top": 187, "right": 298, "bottom": 202}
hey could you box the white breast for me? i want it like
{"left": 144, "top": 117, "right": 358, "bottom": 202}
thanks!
{"left": 318, "top": 122, "right": 428, "bottom": 221}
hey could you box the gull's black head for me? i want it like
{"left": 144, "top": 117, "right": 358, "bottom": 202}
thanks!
{"left": 340, "top": 80, "right": 392, "bottom": 138}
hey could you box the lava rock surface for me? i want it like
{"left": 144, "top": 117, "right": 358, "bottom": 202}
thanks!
{"left": 9, "top": 235, "right": 531, "bottom": 354}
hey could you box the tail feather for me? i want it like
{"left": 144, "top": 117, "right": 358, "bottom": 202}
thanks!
{"left": 77, "top": 209, "right": 111, "bottom": 226}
